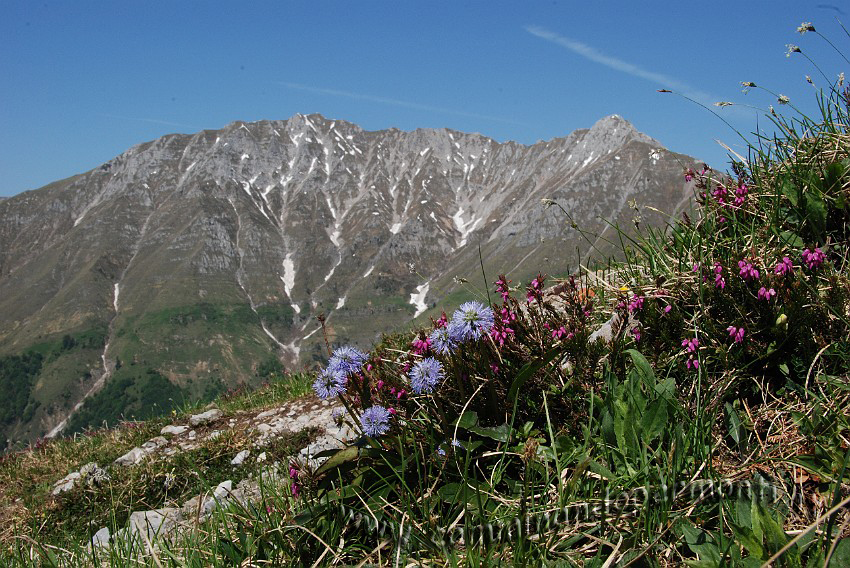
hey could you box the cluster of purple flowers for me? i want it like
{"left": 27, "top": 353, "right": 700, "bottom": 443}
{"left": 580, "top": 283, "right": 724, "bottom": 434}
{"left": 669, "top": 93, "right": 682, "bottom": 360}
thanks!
{"left": 802, "top": 247, "right": 825, "bottom": 270}
{"left": 757, "top": 286, "right": 776, "bottom": 301}
{"left": 727, "top": 326, "right": 746, "bottom": 344}
{"left": 733, "top": 183, "right": 748, "bottom": 207}
{"left": 738, "top": 259, "right": 760, "bottom": 281}
{"left": 714, "top": 262, "right": 726, "bottom": 290}
{"left": 429, "top": 326, "right": 458, "bottom": 355}
{"left": 408, "top": 357, "right": 445, "bottom": 394}
{"left": 312, "top": 346, "right": 368, "bottom": 400}
{"left": 627, "top": 295, "right": 644, "bottom": 313}
{"left": 360, "top": 405, "right": 391, "bottom": 437}
{"left": 526, "top": 275, "right": 545, "bottom": 303}
{"left": 775, "top": 256, "right": 794, "bottom": 275}
{"left": 447, "top": 301, "right": 495, "bottom": 343}
{"left": 682, "top": 337, "right": 699, "bottom": 370}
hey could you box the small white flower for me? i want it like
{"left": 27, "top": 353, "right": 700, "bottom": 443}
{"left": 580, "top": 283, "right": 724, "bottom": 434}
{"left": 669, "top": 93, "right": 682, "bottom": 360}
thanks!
{"left": 797, "top": 22, "right": 815, "bottom": 34}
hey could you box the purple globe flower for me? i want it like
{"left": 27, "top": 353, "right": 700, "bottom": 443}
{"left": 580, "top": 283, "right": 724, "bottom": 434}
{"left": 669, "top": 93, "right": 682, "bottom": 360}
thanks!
{"left": 360, "top": 405, "right": 391, "bottom": 437}
{"left": 448, "top": 301, "right": 495, "bottom": 342}
{"left": 328, "top": 346, "right": 368, "bottom": 377}
{"left": 408, "top": 357, "right": 445, "bottom": 394}
{"left": 312, "top": 368, "right": 346, "bottom": 400}
{"left": 428, "top": 327, "right": 458, "bottom": 355}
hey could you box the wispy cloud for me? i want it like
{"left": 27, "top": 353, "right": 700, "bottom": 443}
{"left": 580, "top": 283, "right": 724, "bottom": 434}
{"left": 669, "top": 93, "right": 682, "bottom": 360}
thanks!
{"left": 278, "top": 82, "right": 529, "bottom": 126}
{"left": 98, "top": 113, "right": 198, "bottom": 129}
{"left": 524, "top": 25, "right": 716, "bottom": 104}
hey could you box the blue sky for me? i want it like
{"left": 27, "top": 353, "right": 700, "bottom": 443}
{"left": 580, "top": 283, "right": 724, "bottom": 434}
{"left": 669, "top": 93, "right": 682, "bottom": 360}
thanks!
{"left": 2, "top": 1, "right": 847, "bottom": 197}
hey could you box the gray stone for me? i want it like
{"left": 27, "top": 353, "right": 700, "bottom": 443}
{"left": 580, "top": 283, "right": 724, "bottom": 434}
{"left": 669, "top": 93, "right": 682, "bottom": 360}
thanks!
{"left": 141, "top": 436, "right": 168, "bottom": 452}
{"left": 160, "top": 424, "right": 188, "bottom": 436}
{"left": 90, "top": 527, "right": 110, "bottom": 547}
{"left": 52, "top": 471, "right": 81, "bottom": 495}
{"left": 231, "top": 449, "right": 250, "bottom": 466}
{"left": 128, "top": 508, "right": 182, "bottom": 543}
{"left": 256, "top": 409, "right": 278, "bottom": 420}
{"left": 189, "top": 408, "right": 222, "bottom": 426}
{"left": 114, "top": 447, "right": 148, "bottom": 466}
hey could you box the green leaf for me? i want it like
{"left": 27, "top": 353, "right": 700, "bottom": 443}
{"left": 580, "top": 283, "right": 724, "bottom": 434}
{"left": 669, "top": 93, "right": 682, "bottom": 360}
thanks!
{"left": 806, "top": 192, "right": 827, "bottom": 238}
{"left": 780, "top": 230, "right": 804, "bottom": 248}
{"left": 827, "top": 538, "right": 850, "bottom": 567}
{"left": 455, "top": 410, "right": 479, "bottom": 429}
{"left": 470, "top": 422, "right": 512, "bottom": 443}
{"left": 641, "top": 397, "right": 669, "bottom": 443}
{"left": 782, "top": 178, "right": 800, "bottom": 207}
{"left": 625, "top": 349, "right": 656, "bottom": 384}
{"left": 314, "top": 446, "right": 359, "bottom": 476}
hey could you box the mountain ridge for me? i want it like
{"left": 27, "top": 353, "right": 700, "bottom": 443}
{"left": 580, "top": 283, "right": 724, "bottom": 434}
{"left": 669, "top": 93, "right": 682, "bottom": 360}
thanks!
{"left": 0, "top": 112, "right": 699, "bottom": 445}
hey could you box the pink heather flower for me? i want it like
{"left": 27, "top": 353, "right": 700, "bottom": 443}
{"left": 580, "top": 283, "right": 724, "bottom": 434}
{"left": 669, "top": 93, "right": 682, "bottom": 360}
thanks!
{"left": 526, "top": 274, "right": 545, "bottom": 303}
{"left": 684, "top": 169, "right": 695, "bottom": 182}
{"left": 664, "top": 305, "right": 672, "bottom": 314}
{"left": 738, "top": 259, "right": 760, "bottom": 281}
{"left": 490, "top": 363, "right": 500, "bottom": 374}
{"left": 495, "top": 276, "right": 512, "bottom": 302}
{"left": 376, "top": 379, "right": 384, "bottom": 390}
{"left": 801, "top": 247, "right": 825, "bottom": 270}
{"left": 774, "top": 257, "right": 793, "bottom": 275}
{"left": 686, "top": 356, "right": 699, "bottom": 370}
{"left": 712, "top": 185, "right": 728, "bottom": 202}
{"left": 552, "top": 326, "right": 572, "bottom": 340}
{"left": 733, "top": 182, "right": 748, "bottom": 207}
{"left": 692, "top": 263, "right": 700, "bottom": 272}
{"left": 718, "top": 216, "right": 727, "bottom": 224}
{"left": 757, "top": 287, "right": 776, "bottom": 301}
{"left": 388, "top": 407, "right": 397, "bottom": 415}
{"left": 631, "top": 326, "right": 642, "bottom": 342}
{"left": 411, "top": 337, "right": 431, "bottom": 355}
{"left": 681, "top": 337, "right": 699, "bottom": 353}
{"left": 627, "top": 296, "right": 645, "bottom": 313}
{"left": 713, "top": 262, "right": 726, "bottom": 289}
{"left": 727, "top": 326, "right": 746, "bottom": 344}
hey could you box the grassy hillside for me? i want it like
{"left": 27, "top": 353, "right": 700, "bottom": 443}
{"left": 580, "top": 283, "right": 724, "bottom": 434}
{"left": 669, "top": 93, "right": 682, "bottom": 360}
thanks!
{"left": 1, "top": 20, "right": 849, "bottom": 567}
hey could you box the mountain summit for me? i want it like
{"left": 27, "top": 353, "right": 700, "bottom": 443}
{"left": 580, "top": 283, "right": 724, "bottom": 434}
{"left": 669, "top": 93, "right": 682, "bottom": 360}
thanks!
{"left": 0, "top": 113, "right": 699, "bottom": 443}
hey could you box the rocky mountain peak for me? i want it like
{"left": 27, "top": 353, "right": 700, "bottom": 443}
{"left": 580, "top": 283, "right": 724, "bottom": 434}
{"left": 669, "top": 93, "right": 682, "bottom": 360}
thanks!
{"left": 0, "top": 114, "right": 700, "bottom": 444}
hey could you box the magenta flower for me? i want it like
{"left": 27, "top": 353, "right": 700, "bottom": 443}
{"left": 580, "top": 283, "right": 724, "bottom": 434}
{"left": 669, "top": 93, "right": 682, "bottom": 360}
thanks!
{"left": 727, "top": 326, "right": 746, "bottom": 344}
{"left": 627, "top": 296, "right": 645, "bottom": 313}
{"left": 757, "top": 287, "right": 776, "bottom": 301}
{"left": 631, "top": 326, "right": 642, "bottom": 342}
{"left": 411, "top": 336, "right": 431, "bottom": 355}
{"left": 713, "top": 262, "right": 726, "bottom": 289}
{"left": 686, "top": 356, "right": 699, "bottom": 370}
{"left": 681, "top": 337, "right": 699, "bottom": 353}
{"left": 733, "top": 182, "right": 748, "bottom": 207}
{"left": 495, "top": 276, "right": 512, "bottom": 302}
{"left": 775, "top": 257, "right": 793, "bottom": 275}
{"left": 801, "top": 247, "right": 825, "bottom": 270}
{"left": 684, "top": 168, "right": 695, "bottom": 182}
{"left": 738, "top": 259, "right": 760, "bottom": 281}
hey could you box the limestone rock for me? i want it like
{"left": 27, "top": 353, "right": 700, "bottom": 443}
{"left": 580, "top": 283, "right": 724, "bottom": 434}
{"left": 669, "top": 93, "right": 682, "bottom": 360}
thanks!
{"left": 189, "top": 409, "right": 222, "bottom": 426}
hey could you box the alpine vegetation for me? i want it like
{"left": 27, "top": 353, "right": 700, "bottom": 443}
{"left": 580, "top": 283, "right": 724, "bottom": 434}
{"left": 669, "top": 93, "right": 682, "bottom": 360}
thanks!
{"left": 1, "top": 20, "right": 849, "bottom": 568}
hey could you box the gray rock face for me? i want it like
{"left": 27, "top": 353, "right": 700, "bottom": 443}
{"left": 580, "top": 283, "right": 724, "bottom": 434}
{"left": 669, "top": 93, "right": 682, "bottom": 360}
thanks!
{"left": 189, "top": 409, "right": 222, "bottom": 426}
{"left": 128, "top": 508, "right": 182, "bottom": 544}
{"left": 0, "top": 113, "right": 700, "bottom": 442}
